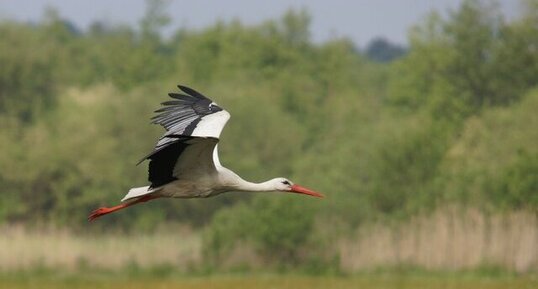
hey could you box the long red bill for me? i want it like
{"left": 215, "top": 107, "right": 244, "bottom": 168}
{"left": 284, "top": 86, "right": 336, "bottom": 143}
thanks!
{"left": 289, "top": 184, "right": 324, "bottom": 198}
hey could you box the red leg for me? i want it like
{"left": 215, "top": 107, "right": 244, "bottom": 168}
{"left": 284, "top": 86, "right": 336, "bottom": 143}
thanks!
{"left": 88, "top": 195, "right": 159, "bottom": 222}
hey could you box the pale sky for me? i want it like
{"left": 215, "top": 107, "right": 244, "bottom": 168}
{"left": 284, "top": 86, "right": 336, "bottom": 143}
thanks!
{"left": 0, "top": 0, "right": 522, "bottom": 47}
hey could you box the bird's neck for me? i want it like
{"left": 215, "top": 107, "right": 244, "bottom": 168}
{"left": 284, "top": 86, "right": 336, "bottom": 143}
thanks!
{"left": 219, "top": 167, "right": 275, "bottom": 192}
{"left": 232, "top": 179, "right": 275, "bottom": 192}
{"left": 236, "top": 179, "right": 275, "bottom": 192}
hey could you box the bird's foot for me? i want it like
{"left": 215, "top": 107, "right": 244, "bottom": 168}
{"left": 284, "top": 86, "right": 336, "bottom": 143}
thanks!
{"left": 88, "top": 207, "right": 115, "bottom": 222}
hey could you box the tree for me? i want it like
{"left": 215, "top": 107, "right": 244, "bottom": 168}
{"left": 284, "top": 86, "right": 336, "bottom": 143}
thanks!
{"left": 139, "top": 0, "right": 171, "bottom": 41}
{"left": 365, "top": 37, "right": 407, "bottom": 62}
{"left": 388, "top": 0, "right": 534, "bottom": 118}
{"left": 280, "top": 9, "right": 311, "bottom": 46}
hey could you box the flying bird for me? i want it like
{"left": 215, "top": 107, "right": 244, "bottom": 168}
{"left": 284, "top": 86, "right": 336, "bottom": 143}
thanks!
{"left": 89, "top": 85, "right": 323, "bottom": 221}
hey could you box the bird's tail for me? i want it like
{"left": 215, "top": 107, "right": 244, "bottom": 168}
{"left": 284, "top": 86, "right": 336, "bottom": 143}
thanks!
{"left": 121, "top": 186, "right": 156, "bottom": 202}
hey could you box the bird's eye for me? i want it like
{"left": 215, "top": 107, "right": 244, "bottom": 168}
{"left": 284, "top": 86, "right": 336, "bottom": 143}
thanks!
{"left": 282, "top": 180, "right": 290, "bottom": 185}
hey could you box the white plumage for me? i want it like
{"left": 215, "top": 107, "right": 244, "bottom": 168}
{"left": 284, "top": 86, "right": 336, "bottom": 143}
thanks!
{"left": 190, "top": 109, "right": 231, "bottom": 138}
{"left": 89, "top": 85, "right": 323, "bottom": 221}
{"left": 121, "top": 186, "right": 153, "bottom": 202}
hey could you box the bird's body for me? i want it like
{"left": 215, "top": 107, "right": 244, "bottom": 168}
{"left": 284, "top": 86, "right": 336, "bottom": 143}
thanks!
{"left": 89, "top": 85, "right": 323, "bottom": 221}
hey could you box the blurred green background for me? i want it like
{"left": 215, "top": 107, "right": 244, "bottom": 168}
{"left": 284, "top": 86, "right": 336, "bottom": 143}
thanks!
{"left": 0, "top": 0, "right": 537, "bottom": 288}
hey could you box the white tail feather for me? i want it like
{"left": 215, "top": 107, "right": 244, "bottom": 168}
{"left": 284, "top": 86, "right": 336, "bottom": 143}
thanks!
{"left": 121, "top": 186, "right": 156, "bottom": 202}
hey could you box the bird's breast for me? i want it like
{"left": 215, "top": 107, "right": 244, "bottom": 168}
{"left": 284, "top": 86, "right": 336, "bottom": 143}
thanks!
{"left": 160, "top": 178, "right": 222, "bottom": 198}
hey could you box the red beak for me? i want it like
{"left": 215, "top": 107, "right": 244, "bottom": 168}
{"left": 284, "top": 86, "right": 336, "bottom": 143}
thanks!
{"left": 289, "top": 184, "right": 324, "bottom": 198}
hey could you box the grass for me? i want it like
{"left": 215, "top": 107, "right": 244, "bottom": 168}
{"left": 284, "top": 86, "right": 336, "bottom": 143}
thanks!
{"left": 1, "top": 271, "right": 537, "bottom": 289}
{"left": 0, "top": 224, "right": 201, "bottom": 271}
{"left": 338, "top": 207, "right": 538, "bottom": 273}
{"left": 1, "top": 208, "right": 536, "bottom": 273}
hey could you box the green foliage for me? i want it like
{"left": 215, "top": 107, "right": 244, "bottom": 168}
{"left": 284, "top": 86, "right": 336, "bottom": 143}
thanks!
{"left": 389, "top": 0, "right": 538, "bottom": 118}
{"left": 204, "top": 196, "right": 316, "bottom": 265}
{"left": 0, "top": 22, "right": 60, "bottom": 121}
{"left": 368, "top": 120, "right": 451, "bottom": 216}
{"left": 2, "top": 273, "right": 534, "bottom": 289}
{"left": 0, "top": 0, "right": 537, "bottom": 268}
{"left": 139, "top": 0, "right": 171, "bottom": 41}
{"left": 491, "top": 151, "right": 538, "bottom": 210}
{"left": 435, "top": 90, "right": 538, "bottom": 210}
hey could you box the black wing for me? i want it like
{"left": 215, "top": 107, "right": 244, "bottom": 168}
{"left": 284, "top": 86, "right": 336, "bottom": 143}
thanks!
{"left": 152, "top": 85, "right": 223, "bottom": 135}
{"left": 146, "top": 137, "right": 191, "bottom": 188}
{"left": 139, "top": 85, "right": 230, "bottom": 188}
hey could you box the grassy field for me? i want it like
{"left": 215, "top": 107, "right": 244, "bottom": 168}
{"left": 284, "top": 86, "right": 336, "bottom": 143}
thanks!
{"left": 2, "top": 209, "right": 536, "bottom": 273}
{"left": 1, "top": 273, "right": 537, "bottom": 289}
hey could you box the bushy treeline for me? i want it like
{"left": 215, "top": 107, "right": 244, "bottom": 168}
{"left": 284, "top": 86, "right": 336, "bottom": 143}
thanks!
{"left": 0, "top": 0, "right": 536, "bottom": 267}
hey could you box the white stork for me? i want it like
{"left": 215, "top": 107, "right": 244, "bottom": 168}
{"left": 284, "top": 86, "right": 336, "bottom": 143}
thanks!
{"left": 88, "top": 85, "right": 323, "bottom": 221}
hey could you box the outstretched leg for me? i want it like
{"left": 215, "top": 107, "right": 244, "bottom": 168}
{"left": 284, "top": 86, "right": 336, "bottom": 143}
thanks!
{"left": 88, "top": 195, "right": 159, "bottom": 222}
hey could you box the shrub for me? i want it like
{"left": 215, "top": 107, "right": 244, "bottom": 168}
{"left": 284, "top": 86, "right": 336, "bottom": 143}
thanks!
{"left": 204, "top": 196, "right": 316, "bottom": 266}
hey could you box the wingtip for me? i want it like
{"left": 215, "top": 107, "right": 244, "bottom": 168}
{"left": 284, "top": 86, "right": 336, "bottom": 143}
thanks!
{"left": 177, "top": 84, "right": 189, "bottom": 94}
{"left": 177, "top": 84, "right": 207, "bottom": 99}
{"left": 135, "top": 157, "right": 147, "bottom": 166}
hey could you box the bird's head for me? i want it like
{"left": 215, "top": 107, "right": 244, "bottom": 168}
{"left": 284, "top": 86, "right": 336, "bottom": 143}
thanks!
{"left": 271, "top": 177, "right": 324, "bottom": 198}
